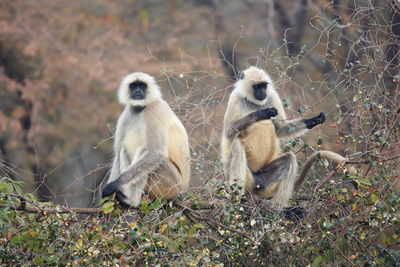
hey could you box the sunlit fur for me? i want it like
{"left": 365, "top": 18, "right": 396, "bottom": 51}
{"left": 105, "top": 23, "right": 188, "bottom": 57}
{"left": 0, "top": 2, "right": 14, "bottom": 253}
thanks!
{"left": 103, "top": 72, "right": 190, "bottom": 207}
{"left": 118, "top": 72, "right": 162, "bottom": 107}
{"left": 221, "top": 66, "right": 316, "bottom": 209}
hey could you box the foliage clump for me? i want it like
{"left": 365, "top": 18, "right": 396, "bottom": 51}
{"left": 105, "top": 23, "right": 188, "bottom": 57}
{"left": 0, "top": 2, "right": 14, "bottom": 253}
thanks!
{"left": 0, "top": 1, "right": 399, "bottom": 266}
{"left": 0, "top": 173, "right": 399, "bottom": 266}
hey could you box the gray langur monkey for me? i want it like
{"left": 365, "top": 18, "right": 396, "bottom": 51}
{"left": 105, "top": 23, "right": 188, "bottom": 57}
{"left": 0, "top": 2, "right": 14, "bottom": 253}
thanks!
{"left": 221, "top": 66, "right": 326, "bottom": 211}
{"left": 102, "top": 72, "right": 190, "bottom": 207}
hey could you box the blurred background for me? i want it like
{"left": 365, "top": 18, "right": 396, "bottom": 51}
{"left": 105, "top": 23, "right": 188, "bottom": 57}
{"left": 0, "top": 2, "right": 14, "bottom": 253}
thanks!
{"left": 0, "top": 0, "right": 398, "bottom": 208}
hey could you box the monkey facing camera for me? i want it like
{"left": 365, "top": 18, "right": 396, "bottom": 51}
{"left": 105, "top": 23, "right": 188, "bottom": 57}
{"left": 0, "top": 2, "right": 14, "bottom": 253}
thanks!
{"left": 102, "top": 72, "right": 191, "bottom": 207}
{"left": 221, "top": 66, "right": 326, "bottom": 216}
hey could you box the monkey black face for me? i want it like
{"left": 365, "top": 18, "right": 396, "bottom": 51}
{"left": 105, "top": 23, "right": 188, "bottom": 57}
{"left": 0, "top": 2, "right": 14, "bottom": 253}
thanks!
{"left": 252, "top": 82, "right": 268, "bottom": 101}
{"left": 129, "top": 81, "right": 148, "bottom": 100}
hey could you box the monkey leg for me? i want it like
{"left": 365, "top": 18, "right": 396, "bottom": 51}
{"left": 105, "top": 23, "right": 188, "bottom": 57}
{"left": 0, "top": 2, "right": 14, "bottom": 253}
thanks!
{"left": 146, "top": 160, "right": 185, "bottom": 200}
{"left": 224, "top": 139, "right": 254, "bottom": 194}
{"left": 252, "top": 152, "right": 298, "bottom": 209}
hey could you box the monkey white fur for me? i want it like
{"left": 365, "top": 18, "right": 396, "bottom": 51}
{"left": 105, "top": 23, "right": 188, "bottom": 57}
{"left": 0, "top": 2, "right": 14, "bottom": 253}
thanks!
{"left": 221, "top": 67, "right": 325, "bottom": 210}
{"left": 102, "top": 72, "right": 191, "bottom": 207}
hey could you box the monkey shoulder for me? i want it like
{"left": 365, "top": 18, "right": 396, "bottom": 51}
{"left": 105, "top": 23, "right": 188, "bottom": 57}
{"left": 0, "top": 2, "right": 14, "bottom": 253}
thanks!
{"left": 146, "top": 100, "right": 189, "bottom": 151}
{"left": 145, "top": 100, "right": 176, "bottom": 123}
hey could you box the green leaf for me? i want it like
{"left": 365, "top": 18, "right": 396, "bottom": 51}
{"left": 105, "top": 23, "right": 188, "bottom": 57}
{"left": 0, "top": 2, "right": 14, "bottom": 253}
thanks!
{"left": 98, "top": 197, "right": 111, "bottom": 205}
{"left": 317, "top": 137, "right": 323, "bottom": 145}
{"left": 6, "top": 183, "right": 13, "bottom": 193}
{"left": 188, "top": 227, "right": 196, "bottom": 235}
{"left": 359, "top": 178, "right": 372, "bottom": 187}
{"left": 101, "top": 201, "right": 115, "bottom": 214}
{"left": 140, "top": 199, "right": 150, "bottom": 214}
{"left": 311, "top": 255, "right": 323, "bottom": 267}
{"left": 370, "top": 193, "right": 379, "bottom": 204}
{"left": 115, "top": 240, "right": 127, "bottom": 249}
{"left": 33, "top": 256, "right": 44, "bottom": 265}
{"left": 337, "top": 195, "right": 345, "bottom": 201}
{"left": 193, "top": 223, "right": 205, "bottom": 229}
{"left": 0, "top": 184, "right": 8, "bottom": 192}
{"left": 150, "top": 198, "right": 163, "bottom": 210}
{"left": 14, "top": 184, "right": 23, "bottom": 195}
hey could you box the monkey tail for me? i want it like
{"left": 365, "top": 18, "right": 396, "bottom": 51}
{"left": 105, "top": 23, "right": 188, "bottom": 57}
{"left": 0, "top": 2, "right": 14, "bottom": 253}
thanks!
{"left": 225, "top": 139, "right": 253, "bottom": 194}
{"left": 294, "top": 150, "right": 357, "bottom": 190}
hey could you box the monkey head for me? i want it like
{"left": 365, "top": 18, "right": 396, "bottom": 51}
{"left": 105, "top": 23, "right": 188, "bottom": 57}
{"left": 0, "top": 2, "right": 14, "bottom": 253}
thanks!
{"left": 237, "top": 66, "right": 274, "bottom": 105}
{"left": 118, "top": 72, "right": 162, "bottom": 107}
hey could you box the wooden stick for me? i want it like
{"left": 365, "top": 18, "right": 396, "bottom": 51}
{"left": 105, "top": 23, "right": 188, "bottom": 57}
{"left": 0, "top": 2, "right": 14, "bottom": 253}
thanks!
{"left": 0, "top": 203, "right": 102, "bottom": 214}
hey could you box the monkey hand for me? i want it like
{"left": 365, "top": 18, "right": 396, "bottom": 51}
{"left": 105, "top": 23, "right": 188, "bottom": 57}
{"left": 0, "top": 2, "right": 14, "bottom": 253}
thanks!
{"left": 102, "top": 180, "right": 130, "bottom": 207}
{"left": 255, "top": 107, "right": 278, "bottom": 120}
{"left": 304, "top": 112, "right": 325, "bottom": 129}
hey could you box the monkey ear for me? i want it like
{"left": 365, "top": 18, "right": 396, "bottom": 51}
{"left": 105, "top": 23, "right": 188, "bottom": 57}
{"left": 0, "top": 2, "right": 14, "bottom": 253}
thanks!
{"left": 238, "top": 71, "right": 245, "bottom": 80}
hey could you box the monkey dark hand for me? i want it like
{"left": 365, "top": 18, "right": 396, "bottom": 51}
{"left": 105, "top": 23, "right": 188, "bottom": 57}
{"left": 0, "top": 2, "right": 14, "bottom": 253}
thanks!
{"left": 304, "top": 112, "right": 325, "bottom": 129}
{"left": 102, "top": 180, "right": 129, "bottom": 207}
{"left": 255, "top": 107, "right": 278, "bottom": 121}
{"left": 102, "top": 179, "right": 120, "bottom": 198}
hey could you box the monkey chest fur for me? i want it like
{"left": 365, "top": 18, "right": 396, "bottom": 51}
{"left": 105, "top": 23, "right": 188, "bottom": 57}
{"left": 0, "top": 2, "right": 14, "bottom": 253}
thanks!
{"left": 240, "top": 120, "right": 278, "bottom": 172}
{"left": 123, "top": 123, "right": 147, "bottom": 163}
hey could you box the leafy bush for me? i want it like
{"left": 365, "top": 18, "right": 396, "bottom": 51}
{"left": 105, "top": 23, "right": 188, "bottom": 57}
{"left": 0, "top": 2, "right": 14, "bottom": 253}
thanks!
{"left": 0, "top": 173, "right": 398, "bottom": 266}
{"left": 0, "top": 1, "right": 399, "bottom": 266}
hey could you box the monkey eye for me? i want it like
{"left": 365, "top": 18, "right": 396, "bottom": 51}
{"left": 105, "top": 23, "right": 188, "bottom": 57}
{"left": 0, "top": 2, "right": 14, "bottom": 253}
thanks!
{"left": 129, "top": 81, "right": 147, "bottom": 89}
{"left": 253, "top": 82, "right": 268, "bottom": 90}
{"left": 238, "top": 71, "right": 245, "bottom": 80}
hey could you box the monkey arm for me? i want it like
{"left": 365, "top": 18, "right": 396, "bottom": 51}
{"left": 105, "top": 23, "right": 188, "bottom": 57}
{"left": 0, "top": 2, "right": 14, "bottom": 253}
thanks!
{"left": 225, "top": 107, "right": 278, "bottom": 139}
{"left": 266, "top": 91, "right": 325, "bottom": 139}
{"left": 118, "top": 151, "right": 165, "bottom": 186}
{"left": 114, "top": 110, "right": 168, "bottom": 188}
{"left": 107, "top": 109, "right": 130, "bottom": 183}
{"left": 272, "top": 112, "right": 325, "bottom": 139}
{"left": 108, "top": 154, "right": 121, "bottom": 183}
{"left": 102, "top": 150, "right": 166, "bottom": 200}
{"left": 272, "top": 117, "right": 309, "bottom": 139}
{"left": 108, "top": 147, "right": 131, "bottom": 183}
{"left": 225, "top": 113, "right": 258, "bottom": 139}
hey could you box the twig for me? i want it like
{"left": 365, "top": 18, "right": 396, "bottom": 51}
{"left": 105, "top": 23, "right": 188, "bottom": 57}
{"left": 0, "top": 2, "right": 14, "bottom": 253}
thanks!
{"left": 364, "top": 110, "right": 400, "bottom": 176}
{"left": 176, "top": 202, "right": 253, "bottom": 240}
{"left": 1, "top": 192, "right": 103, "bottom": 214}
{"left": 346, "top": 154, "right": 400, "bottom": 165}
{"left": 326, "top": 236, "right": 356, "bottom": 267}
{"left": 0, "top": 203, "right": 101, "bottom": 214}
